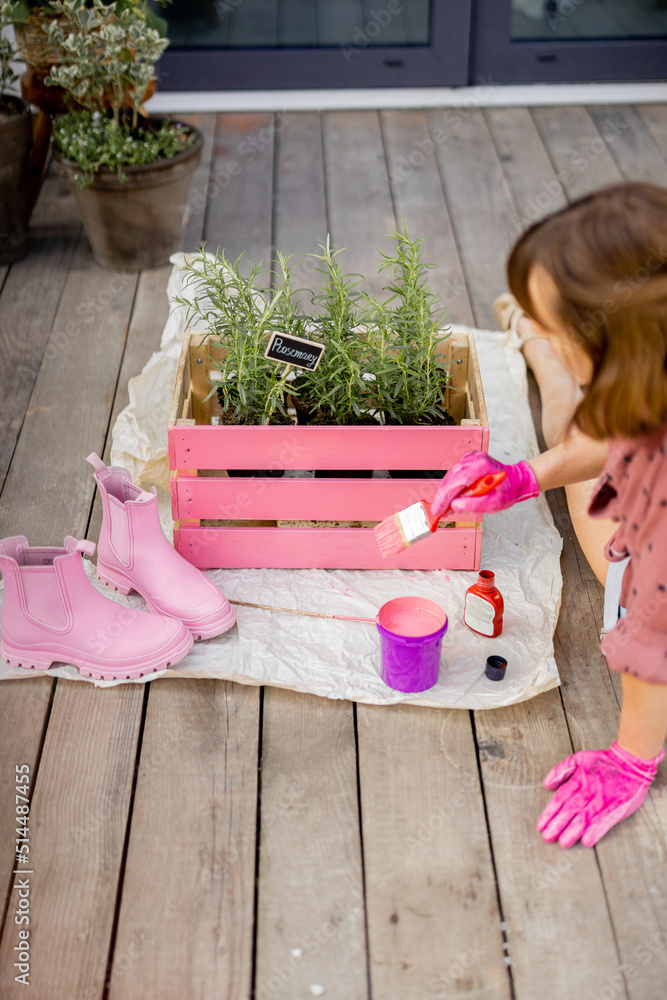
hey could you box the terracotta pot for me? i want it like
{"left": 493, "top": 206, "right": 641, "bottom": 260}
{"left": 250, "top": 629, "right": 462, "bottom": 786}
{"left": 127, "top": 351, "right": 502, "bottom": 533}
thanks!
{"left": 0, "top": 96, "right": 33, "bottom": 264}
{"left": 52, "top": 120, "right": 203, "bottom": 270}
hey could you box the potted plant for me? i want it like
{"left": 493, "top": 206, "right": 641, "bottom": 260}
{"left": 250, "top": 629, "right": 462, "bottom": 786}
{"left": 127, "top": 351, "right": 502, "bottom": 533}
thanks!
{"left": 44, "top": 0, "right": 201, "bottom": 270}
{"left": 10, "top": 1, "right": 169, "bottom": 80}
{"left": 0, "top": 0, "right": 32, "bottom": 264}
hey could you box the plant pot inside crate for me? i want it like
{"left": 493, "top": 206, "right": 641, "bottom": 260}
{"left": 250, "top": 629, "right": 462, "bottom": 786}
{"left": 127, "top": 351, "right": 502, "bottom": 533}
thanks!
{"left": 168, "top": 330, "right": 489, "bottom": 571}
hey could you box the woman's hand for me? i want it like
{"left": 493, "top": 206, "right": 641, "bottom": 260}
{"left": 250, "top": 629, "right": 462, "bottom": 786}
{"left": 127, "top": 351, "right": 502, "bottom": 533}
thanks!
{"left": 431, "top": 452, "right": 540, "bottom": 517}
{"left": 537, "top": 742, "right": 664, "bottom": 848}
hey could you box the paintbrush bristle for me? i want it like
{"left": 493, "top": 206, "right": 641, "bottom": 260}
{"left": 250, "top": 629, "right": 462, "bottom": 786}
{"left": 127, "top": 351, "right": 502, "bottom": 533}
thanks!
{"left": 374, "top": 514, "right": 409, "bottom": 557}
{"left": 374, "top": 501, "right": 433, "bottom": 556}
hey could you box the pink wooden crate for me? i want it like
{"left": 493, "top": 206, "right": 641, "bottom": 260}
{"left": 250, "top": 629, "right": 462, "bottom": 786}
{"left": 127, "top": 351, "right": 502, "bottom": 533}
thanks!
{"left": 168, "top": 331, "right": 489, "bottom": 570}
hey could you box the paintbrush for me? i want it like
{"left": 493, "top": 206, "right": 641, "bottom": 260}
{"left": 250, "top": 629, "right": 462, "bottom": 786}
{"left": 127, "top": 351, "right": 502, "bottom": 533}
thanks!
{"left": 374, "top": 471, "right": 507, "bottom": 557}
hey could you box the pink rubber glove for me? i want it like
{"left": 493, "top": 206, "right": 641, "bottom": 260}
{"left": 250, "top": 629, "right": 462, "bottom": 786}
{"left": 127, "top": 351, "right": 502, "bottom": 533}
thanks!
{"left": 537, "top": 742, "right": 664, "bottom": 849}
{"left": 431, "top": 451, "right": 540, "bottom": 517}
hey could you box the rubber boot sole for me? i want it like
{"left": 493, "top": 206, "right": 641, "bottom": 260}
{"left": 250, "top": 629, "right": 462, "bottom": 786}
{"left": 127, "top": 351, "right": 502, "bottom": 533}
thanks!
{"left": 0, "top": 629, "right": 193, "bottom": 682}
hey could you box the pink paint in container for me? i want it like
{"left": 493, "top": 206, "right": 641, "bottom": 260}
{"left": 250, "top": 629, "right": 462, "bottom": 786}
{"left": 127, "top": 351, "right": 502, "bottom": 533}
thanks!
{"left": 376, "top": 597, "right": 448, "bottom": 693}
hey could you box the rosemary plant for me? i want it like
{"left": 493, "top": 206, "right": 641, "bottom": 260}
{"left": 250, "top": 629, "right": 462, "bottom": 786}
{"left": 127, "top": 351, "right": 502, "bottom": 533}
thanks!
{"left": 295, "top": 238, "right": 373, "bottom": 424}
{"left": 367, "top": 229, "right": 451, "bottom": 424}
{"left": 176, "top": 248, "right": 304, "bottom": 425}
{"left": 175, "top": 232, "right": 452, "bottom": 428}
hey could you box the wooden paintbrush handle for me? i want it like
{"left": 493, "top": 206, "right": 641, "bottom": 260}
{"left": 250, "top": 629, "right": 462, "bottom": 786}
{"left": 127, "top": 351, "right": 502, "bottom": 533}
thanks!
{"left": 229, "top": 600, "right": 376, "bottom": 624}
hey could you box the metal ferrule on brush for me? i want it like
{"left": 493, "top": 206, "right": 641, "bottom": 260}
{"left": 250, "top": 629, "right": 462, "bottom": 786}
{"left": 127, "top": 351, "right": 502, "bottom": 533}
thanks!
{"left": 394, "top": 501, "right": 437, "bottom": 546}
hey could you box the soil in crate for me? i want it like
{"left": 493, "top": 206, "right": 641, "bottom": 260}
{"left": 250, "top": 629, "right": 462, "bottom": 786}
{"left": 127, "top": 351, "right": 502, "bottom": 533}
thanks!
{"left": 227, "top": 468, "right": 285, "bottom": 478}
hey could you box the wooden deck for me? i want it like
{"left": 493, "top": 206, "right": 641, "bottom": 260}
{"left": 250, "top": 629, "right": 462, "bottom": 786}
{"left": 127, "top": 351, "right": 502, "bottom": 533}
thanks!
{"left": 1, "top": 104, "right": 667, "bottom": 1000}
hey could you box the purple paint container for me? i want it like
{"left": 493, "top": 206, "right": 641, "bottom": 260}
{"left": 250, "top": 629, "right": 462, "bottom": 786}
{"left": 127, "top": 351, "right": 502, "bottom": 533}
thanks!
{"left": 376, "top": 597, "right": 448, "bottom": 693}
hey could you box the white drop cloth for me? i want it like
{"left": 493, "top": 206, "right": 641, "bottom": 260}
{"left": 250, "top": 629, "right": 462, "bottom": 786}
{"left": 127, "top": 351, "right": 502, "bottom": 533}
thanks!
{"left": 0, "top": 254, "right": 564, "bottom": 706}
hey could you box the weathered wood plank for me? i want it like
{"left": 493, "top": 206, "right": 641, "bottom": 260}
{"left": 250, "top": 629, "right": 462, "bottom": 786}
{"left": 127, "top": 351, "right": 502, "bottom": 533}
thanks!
{"left": 473, "top": 690, "right": 626, "bottom": 1000}
{"left": 273, "top": 111, "right": 328, "bottom": 308}
{"left": 178, "top": 112, "right": 218, "bottom": 253}
{"left": 255, "top": 693, "right": 368, "bottom": 999}
{"left": 204, "top": 113, "right": 276, "bottom": 285}
{"left": 588, "top": 104, "right": 667, "bottom": 184}
{"left": 530, "top": 105, "right": 623, "bottom": 200}
{"left": 87, "top": 264, "right": 172, "bottom": 544}
{"left": 322, "top": 111, "right": 396, "bottom": 298}
{"left": 636, "top": 103, "right": 667, "bottom": 162}
{"left": 0, "top": 678, "right": 54, "bottom": 931}
{"left": 0, "top": 254, "right": 140, "bottom": 999}
{"left": 254, "top": 107, "right": 367, "bottom": 997}
{"left": 357, "top": 703, "right": 512, "bottom": 1000}
{"left": 108, "top": 680, "right": 260, "bottom": 1000}
{"left": 425, "top": 108, "right": 519, "bottom": 329}
{"left": 381, "top": 108, "right": 475, "bottom": 326}
{"left": 0, "top": 264, "right": 137, "bottom": 542}
{"left": 484, "top": 106, "right": 569, "bottom": 229}
{"left": 0, "top": 167, "right": 80, "bottom": 492}
{"left": 0, "top": 681, "right": 144, "bottom": 1000}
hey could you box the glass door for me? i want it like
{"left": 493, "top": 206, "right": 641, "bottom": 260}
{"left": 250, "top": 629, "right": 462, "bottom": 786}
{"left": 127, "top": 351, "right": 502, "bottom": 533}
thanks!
{"left": 156, "top": 0, "right": 473, "bottom": 89}
{"left": 473, "top": 0, "right": 667, "bottom": 82}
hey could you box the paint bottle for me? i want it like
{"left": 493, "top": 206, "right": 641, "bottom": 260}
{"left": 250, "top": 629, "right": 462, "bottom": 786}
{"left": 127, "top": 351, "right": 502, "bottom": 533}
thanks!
{"left": 464, "top": 570, "right": 504, "bottom": 637}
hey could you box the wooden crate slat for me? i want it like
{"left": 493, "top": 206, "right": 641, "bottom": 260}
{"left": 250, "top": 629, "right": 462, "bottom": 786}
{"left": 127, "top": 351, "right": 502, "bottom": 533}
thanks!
{"left": 176, "top": 474, "right": 486, "bottom": 522}
{"left": 170, "top": 423, "right": 486, "bottom": 470}
{"left": 442, "top": 331, "right": 470, "bottom": 423}
{"left": 168, "top": 328, "right": 488, "bottom": 569}
{"left": 174, "top": 525, "right": 478, "bottom": 570}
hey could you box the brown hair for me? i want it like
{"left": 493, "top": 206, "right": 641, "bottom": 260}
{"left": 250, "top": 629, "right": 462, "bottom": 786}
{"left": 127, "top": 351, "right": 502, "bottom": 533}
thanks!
{"left": 507, "top": 182, "right": 667, "bottom": 440}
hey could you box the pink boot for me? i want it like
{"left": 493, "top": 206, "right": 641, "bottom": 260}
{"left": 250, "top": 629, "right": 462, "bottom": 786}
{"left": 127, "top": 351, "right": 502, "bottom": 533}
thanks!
{"left": 87, "top": 454, "right": 235, "bottom": 640}
{"left": 0, "top": 536, "right": 193, "bottom": 680}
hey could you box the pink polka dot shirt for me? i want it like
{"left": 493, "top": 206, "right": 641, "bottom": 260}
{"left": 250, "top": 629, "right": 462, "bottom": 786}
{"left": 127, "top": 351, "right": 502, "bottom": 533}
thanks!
{"left": 589, "top": 424, "right": 667, "bottom": 683}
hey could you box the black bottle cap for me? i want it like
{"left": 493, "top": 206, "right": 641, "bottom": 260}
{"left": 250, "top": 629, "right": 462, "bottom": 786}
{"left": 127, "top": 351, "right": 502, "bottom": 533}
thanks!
{"left": 485, "top": 655, "right": 507, "bottom": 681}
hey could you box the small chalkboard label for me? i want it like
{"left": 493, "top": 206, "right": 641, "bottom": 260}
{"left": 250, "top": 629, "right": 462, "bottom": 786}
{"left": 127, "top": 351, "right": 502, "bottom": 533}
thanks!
{"left": 264, "top": 332, "right": 325, "bottom": 371}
